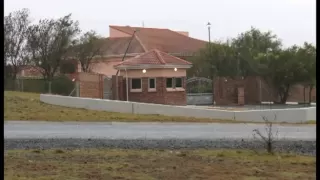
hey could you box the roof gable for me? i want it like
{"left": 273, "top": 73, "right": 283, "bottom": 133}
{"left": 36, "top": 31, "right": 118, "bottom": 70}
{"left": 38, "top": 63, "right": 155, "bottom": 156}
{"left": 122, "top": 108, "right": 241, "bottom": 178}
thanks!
{"left": 114, "top": 49, "right": 192, "bottom": 69}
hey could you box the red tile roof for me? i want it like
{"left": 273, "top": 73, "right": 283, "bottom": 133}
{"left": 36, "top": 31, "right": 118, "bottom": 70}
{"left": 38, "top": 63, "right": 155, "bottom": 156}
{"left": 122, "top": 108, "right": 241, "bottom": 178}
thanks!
{"left": 109, "top": 25, "right": 207, "bottom": 54}
{"left": 114, "top": 49, "right": 192, "bottom": 68}
{"left": 100, "top": 37, "right": 146, "bottom": 55}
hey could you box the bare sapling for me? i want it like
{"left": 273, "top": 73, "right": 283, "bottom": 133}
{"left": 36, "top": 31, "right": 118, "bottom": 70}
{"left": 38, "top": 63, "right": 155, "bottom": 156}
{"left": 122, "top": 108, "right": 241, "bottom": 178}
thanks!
{"left": 253, "top": 114, "right": 279, "bottom": 154}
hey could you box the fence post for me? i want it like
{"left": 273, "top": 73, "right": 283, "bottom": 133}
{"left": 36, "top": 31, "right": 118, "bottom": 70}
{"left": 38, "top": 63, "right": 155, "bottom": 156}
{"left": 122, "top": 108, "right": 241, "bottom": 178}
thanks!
{"left": 76, "top": 81, "right": 80, "bottom": 97}
{"left": 21, "top": 79, "right": 24, "bottom": 92}
{"left": 15, "top": 79, "right": 19, "bottom": 91}
{"left": 48, "top": 81, "right": 52, "bottom": 94}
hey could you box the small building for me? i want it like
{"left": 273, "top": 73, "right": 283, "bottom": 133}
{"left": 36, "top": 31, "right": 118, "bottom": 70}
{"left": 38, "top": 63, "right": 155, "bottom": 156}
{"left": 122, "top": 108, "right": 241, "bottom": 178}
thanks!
{"left": 113, "top": 49, "right": 192, "bottom": 105}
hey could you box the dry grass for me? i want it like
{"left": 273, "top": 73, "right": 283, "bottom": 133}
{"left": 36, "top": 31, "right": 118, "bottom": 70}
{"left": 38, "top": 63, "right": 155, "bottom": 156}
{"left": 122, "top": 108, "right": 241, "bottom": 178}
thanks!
{"left": 4, "top": 91, "right": 236, "bottom": 123}
{"left": 4, "top": 91, "right": 315, "bottom": 124}
{"left": 4, "top": 149, "right": 315, "bottom": 180}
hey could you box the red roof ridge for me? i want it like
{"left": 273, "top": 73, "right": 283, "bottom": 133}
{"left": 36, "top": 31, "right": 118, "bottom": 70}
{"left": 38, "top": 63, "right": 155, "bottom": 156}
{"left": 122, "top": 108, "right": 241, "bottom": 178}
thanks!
{"left": 111, "top": 25, "right": 206, "bottom": 42}
{"left": 167, "top": 29, "right": 207, "bottom": 43}
{"left": 153, "top": 49, "right": 166, "bottom": 64}
{"left": 133, "top": 35, "right": 148, "bottom": 52}
{"left": 106, "top": 36, "right": 131, "bottom": 40}
{"left": 110, "top": 25, "right": 170, "bottom": 31}
{"left": 109, "top": 25, "right": 147, "bottom": 52}
{"left": 109, "top": 25, "right": 134, "bottom": 35}
{"left": 114, "top": 49, "right": 192, "bottom": 68}
{"left": 113, "top": 50, "right": 152, "bottom": 67}
{"left": 158, "top": 50, "right": 192, "bottom": 65}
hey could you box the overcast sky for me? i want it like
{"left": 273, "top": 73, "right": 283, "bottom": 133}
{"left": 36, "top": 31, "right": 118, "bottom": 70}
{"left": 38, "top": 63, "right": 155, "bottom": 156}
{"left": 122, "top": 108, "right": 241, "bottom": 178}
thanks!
{"left": 5, "top": 0, "right": 315, "bottom": 47}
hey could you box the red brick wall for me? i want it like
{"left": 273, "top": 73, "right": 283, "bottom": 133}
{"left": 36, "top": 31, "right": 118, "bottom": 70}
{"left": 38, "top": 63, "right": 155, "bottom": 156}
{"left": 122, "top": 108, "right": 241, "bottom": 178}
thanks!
{"left": 214, "top": 76, "right": 316, "bottom": 105}
{"left": 162, "top": 77, "right": 187, "bottom": 106}
{"left": 112, "top": 77, "right": 187, "bottom": 105}
{"left": 286, "top": 85, "right": 316, "bottom": 102}
{"left": 78, "top": 72, "right": 103, "bottom": 99}
{"left": 112, "top": 75, "right": 126, "bottom": 101}
{"left": 214, "top": 77, "right": 244, "bottom": 105}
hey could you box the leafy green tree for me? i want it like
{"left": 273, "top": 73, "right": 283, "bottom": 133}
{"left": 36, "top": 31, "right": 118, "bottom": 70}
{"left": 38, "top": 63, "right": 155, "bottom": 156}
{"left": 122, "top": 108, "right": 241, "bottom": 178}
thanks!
{"left": 187, "top": 41, "right": 238, "bottom": 79}
{"left": 231, "top": 27, "right": 282, "bottom": 78}
{"left": 70, "top": 30, "right": 103, "bottom": 72}
{"left": 295, "top": 42, "right": 316, "bottom": 103}
{"left": 26, "top": 14, "right": 80, "bottom": 93}
{"left": 256, "top": 46, "right": 305, "bottom": 103}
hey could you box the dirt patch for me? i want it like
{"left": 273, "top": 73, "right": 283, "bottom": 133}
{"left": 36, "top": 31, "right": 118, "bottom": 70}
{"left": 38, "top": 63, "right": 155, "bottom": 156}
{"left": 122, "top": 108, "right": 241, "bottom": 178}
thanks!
{"left": 4, "top": 149, "right": 315, "bottom": 180}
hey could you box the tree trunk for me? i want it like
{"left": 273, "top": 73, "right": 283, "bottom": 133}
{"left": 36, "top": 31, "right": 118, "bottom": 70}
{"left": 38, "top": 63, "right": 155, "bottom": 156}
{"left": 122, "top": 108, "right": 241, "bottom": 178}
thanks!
{"left": 48, "top": 81, "right": 52, "bottom": 94}
{"left": 12, "top": 73, "right": 18, "bottom": 91}
{"left": 267, "top": 141, "right": 273, "bottom": 154}
{"left": 46, "top": 74, "right": 53, "bottom": 94}
{"left": 279, "top": 85, "right": 290, "bottom": 104}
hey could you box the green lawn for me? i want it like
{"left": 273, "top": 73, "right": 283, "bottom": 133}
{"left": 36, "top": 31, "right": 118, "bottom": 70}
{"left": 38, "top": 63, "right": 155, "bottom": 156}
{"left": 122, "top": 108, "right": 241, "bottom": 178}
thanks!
{"left": 4, "top": 91, "right": 316, "bottom": 124}
{"left": 4, "top": 148, "right": 315, "bottom": 180}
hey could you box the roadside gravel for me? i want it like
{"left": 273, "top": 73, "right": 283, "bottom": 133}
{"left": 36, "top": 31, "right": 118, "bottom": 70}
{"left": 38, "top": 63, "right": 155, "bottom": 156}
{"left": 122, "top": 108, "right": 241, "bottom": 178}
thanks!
{"left": 4, "top": 138, "right": 316, "bottom": 156}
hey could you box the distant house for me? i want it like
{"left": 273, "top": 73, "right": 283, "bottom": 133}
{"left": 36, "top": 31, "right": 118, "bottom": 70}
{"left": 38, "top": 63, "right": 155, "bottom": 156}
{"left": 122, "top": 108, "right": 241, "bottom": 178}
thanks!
{"left": 16, "top": 65, "right": 44, "bottom": 78}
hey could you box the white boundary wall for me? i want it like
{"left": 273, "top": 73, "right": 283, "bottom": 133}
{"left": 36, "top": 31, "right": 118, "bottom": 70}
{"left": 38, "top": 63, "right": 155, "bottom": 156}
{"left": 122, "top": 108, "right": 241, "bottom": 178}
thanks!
{"left": 40, "top": 94, "right": 316, "bottom": 123}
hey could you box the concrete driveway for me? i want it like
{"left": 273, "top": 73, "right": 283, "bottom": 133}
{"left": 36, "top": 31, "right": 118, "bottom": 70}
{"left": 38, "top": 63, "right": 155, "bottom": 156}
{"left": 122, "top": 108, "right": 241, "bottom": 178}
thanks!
{"left": 4, "top": 121, "right": 316, "bottom": 140}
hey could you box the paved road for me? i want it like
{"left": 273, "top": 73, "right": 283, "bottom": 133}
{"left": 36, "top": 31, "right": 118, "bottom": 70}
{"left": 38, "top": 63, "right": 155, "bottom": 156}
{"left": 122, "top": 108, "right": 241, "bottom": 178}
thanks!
{"left": 4, "top": 121, "right": 316, "bottom": 140}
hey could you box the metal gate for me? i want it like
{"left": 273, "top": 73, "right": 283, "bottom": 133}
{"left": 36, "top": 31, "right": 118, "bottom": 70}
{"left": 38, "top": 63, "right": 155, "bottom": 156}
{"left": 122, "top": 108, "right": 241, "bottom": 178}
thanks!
{"left": 103, "top": 76, "right": 113, "bottom": 99}
{"left": 186, "top": 77, "right": 213, "bottom": 105}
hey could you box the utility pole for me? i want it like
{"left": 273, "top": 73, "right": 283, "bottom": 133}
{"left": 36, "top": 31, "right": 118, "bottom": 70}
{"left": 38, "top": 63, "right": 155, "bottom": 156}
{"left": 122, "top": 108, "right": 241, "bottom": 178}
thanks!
{"left": 237, "top": 52, "right": 240, "bottom": 77}
{"left": 207, "top": 22, "right": 214, "bottom": 104}
{"left": 207, "top": 22, "right": 211, "bottom": 43}
{"left": 115, "top": 29, "right": 138, "bottom": 100}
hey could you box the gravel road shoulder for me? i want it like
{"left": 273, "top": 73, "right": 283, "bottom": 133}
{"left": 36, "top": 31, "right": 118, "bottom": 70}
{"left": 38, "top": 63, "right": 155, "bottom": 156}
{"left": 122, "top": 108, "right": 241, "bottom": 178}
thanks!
{"left": 4, "top": 138, "right": 316, "bottom": 156}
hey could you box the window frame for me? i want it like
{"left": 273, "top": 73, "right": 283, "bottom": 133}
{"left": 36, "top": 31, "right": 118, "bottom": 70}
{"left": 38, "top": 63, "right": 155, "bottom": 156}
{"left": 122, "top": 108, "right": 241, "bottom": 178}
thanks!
{"left": 130, "top": 78, "right": 142, "bottom": 92}
{"left": 166, "top": 78, "right": 173, "bottom": 88}
{"left": 166, "top": 77, "right": 184, "bottom": 91}
{"left": 148, "top": 78, "right": 156, "bottom": 92}
{"left": 174, "top": 77, "right": 183, "bottom": 88}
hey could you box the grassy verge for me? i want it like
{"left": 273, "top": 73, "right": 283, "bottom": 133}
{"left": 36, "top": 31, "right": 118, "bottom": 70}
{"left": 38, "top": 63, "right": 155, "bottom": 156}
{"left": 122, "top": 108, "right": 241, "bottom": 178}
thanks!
{"left": 4, "top": 148, "right": 315, "bottom": 180}
{"left": 3, "top": 91, "right": 236, "bottom": 123}
{"left": 4, "top": 91, "right": 315, "bottom": 124}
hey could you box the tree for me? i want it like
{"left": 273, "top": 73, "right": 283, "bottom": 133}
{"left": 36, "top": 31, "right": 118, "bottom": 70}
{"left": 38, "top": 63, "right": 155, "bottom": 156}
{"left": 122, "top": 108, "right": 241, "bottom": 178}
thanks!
{"left": 71, "top": 31, "right": 103, "bottom": 72}
{"left": 256, "top": 46, "right": 304, "bottom": 103}
{"left": 295, "top": 42, "right": 316, "bottom": 103}
{"left": 4, "top": 9, "right": 31, "bottom": 80}
{"left": 188, "top": 41, "right": 238, "bottom": 79}
{"left": 60, "top": 60, "right": 76, "bottom": 74}
{"left": 231, "top": 27, "right": 283, "bottom": 78}
{"left": 27, "top": 14, "right": 80, "bottom": 93}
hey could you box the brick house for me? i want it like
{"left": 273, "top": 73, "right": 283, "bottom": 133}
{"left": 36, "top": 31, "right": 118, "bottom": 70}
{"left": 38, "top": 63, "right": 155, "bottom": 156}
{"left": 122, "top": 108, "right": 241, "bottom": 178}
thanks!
{"left": 113, "top": 49, "right": 192, "bottom": 105}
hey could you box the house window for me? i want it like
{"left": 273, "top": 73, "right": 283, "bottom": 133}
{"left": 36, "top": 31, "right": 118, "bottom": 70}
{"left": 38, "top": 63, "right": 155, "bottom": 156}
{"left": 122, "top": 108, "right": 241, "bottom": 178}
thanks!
{"left": 166, "top": 77, "right": 184, "bottom": 89}
{"left": 149, "top": 78, "right": 156, "bottom": 90}
{"left": 166, "top": 78, "right": 173, "bottom": 88}
{"left": 131, "top": 78, "right": 142, "bottom": 90}
{"left": 175, "top": 78, "right": 182, "bottom": 88}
